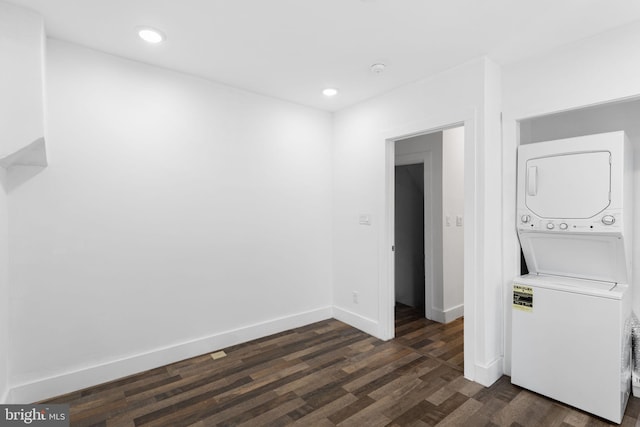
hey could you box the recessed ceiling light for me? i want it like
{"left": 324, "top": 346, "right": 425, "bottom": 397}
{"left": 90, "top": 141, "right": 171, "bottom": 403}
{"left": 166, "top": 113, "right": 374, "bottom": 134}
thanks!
{"left": 138, "top": 27, "right": 165, "bottom": 44}
{"left": 323, "top": 88, "right": 338, "bottom": 97}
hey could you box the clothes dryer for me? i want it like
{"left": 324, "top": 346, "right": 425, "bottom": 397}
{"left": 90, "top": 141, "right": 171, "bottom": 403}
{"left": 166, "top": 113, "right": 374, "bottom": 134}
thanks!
{"left": 516, "top": 131, "right": 633, "bottom": 283}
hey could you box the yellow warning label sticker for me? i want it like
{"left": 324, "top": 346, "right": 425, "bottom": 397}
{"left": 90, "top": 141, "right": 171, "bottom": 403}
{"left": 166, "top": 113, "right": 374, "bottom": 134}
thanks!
{"left": 513, "top": 284, "right": 533, "bottom": 312}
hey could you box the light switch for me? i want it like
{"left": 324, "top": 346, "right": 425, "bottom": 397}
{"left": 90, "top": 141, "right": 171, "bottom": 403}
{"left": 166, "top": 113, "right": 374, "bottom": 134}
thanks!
{"left": 359, "top": 214, "right": 372, "bottom": 225}
{"left": 445, "top": 216, "right": 451, "bottom": 227}
{"left": 456, "top": 215, "right": 463, "bottom": 227}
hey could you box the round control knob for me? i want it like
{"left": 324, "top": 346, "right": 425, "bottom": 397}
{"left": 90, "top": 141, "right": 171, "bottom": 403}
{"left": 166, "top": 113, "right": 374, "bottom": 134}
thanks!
{"left": 521, "top": 215, "right": 531, "bottom": 223}
{"left": 546, "top": 222, "right": 555, "bottom": 230}
{"left": 559, "top": 223, "right": 568, "bottom": 230}
{"left": 602, "top": 215, "right": 616, "bottom": 225}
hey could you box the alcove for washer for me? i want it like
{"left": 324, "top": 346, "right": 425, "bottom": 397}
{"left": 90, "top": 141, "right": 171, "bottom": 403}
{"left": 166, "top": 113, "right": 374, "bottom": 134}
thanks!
{"left": 518, "top": 97, "right": 640, "bottom": 310}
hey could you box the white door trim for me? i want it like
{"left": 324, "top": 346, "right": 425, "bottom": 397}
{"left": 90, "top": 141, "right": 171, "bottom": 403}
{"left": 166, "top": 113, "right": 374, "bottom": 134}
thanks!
{"left": 381, "top": 109, "right": 477, "bottom": 382}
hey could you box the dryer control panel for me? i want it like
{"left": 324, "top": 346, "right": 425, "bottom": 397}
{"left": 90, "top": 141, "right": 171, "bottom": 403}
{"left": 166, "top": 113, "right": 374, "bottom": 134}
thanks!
{"left": 517, "top": 209, "right": 625, "bottom": 233}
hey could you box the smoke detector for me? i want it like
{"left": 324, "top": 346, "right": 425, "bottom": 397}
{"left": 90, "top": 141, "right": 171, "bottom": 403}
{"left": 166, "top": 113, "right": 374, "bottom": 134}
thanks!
{"left": 370, "top": 63, "right": 386, "bottom": 74}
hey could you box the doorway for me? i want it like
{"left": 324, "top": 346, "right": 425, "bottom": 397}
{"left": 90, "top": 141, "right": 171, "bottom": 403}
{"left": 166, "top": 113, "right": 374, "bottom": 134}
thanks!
{"left": 393, "top": 127, "right": 464, "bottom": 328}
{"left": 382, "top": 115, "right": 475, "bottom": 381}
{"left": 395, "top": 163, "right": 426, "bottom": 315}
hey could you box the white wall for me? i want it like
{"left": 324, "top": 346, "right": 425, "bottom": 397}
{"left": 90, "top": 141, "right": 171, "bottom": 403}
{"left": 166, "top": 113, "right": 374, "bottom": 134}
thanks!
{"left": 332, "top": 57, "right": 504, "bottom": 386}
{"left": 442, "top": 126, "right": 464, "bottom": 321}
{"left": 7, "top": 39, "right": 333, "bottom": 402}
{"left": 502, "top": 20, "right": 640, "bottom": 374}
{"left": 0, "top": 1, "right": 45, "bottom": 158}
{"left": 0, "top": 1, "right": 47, "bottom": 402}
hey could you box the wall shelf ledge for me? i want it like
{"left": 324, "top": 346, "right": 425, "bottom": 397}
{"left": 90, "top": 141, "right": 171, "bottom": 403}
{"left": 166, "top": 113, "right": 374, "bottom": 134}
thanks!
{"left": 0, "top": 137, "right": 48, "bottom": 192}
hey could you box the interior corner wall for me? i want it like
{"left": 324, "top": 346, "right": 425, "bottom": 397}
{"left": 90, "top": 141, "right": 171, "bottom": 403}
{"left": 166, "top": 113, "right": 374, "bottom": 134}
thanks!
{"left": 478, "top": 58, "right": 503, "bottom": 384}
{"left": 501, "top": 20, "right": 640, "bottom": 374}
{"left": 332, "top": 57, "right": 504, "bottom": 386}
{"left": 7, "top": 39, "right": 333, "bottom": 403}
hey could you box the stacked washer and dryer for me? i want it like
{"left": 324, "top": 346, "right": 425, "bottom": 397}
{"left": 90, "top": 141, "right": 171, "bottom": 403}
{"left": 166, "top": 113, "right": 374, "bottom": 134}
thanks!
{"left": 512, "top": 131, "right": 633, "bottom": 424}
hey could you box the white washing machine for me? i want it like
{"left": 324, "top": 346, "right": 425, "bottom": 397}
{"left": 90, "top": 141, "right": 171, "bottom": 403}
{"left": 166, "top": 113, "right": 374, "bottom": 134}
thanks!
{"left": 512, "top": 131, "right": 633, "bottom": 424}
{"left": 512, "top": 274, "right": 631, "bottom": 423}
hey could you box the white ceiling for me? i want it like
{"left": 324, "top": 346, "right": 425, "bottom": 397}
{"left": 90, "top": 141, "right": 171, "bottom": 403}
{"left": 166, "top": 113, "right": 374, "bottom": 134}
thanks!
{"left": 8, "top": 0, "right": 640, "bottom": 111}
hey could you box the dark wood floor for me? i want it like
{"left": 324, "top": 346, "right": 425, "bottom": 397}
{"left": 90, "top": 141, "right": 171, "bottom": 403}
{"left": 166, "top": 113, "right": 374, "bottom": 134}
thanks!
{"left": 42, "top": 304, "right": 640, "bottom": 426}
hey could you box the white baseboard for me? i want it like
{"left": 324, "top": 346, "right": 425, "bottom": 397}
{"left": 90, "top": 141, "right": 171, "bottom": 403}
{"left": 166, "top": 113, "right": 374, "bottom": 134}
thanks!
{"left": 332, "top": 306, "right": 380, "bottom": 338}
{"left": 431, "top": 304, "right": 464, "bottom": 324}
{"left": 9, "top": 306, "right": 332, "bottom": 404}
{"left": 473, "top": 356, "right": 504, "bottom": 387}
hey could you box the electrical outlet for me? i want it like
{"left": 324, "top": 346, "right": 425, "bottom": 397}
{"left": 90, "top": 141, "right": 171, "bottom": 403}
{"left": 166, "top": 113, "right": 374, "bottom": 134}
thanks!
{"left": 352, "top": 291, "right": 359, "bottom": 304}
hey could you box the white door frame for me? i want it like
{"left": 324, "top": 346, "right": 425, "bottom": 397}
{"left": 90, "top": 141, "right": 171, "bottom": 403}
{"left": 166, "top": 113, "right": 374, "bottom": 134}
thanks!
{"left": 381, "top": 109, "right": 477, "bottom": 381}
{"left": 395, "top": 151, "right": 435, "bottom": 320}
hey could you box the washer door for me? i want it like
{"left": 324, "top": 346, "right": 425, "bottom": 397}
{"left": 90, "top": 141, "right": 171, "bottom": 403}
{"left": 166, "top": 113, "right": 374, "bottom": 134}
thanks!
{"left": 518, "top": 231, "right": 628, "bottom": 283}
{"left": 525, "top": 151, "right": 611, "bottom": 219}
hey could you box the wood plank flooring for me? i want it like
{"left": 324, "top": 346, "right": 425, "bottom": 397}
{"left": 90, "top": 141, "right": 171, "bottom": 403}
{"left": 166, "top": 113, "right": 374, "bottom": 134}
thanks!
{"left": 42, "top": 304, "right": 640, "bottom": 426}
